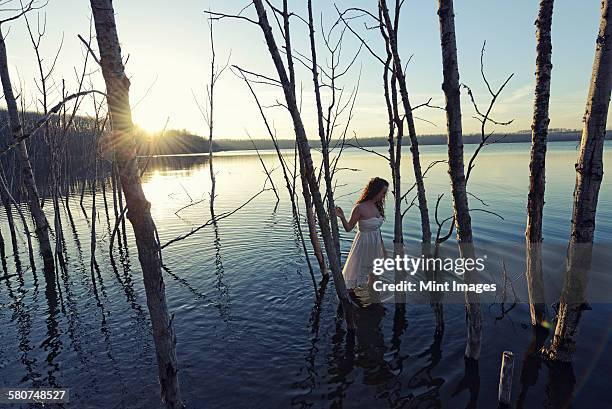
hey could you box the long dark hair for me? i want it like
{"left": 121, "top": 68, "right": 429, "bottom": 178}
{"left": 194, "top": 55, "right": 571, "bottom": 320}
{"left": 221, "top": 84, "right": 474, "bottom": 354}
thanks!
{"left": 357, "top": 177, "right": 389, "bottom": 218}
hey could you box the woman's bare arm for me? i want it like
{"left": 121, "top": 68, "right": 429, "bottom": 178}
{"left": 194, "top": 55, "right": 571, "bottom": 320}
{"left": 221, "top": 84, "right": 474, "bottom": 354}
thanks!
{"left": 336, "top": 205, "right": 360, "bottom": 232}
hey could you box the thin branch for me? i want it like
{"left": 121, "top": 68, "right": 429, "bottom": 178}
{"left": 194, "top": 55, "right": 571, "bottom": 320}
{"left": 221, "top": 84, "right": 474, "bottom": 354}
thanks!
{"left": 203, "top": 6, "right": 258, "bottom": 25}
{"left": 77, "top": 33, "right": 100, "bottom": 65}
{"left": 0, "top": 89, "right": 106, "bottom": 156}
{"left": 161, "top": 184, "right": 270, "bottom": 249}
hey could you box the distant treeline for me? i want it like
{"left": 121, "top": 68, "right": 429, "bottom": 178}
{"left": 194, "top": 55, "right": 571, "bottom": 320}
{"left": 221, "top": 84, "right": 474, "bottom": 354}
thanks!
{"left": 0, "top": 109, "right": 108, "bottom": 199}
{"left": 141, "top": 128, "right": 608, "bottom": 156}
{"left": 1, "top": 110, "right": 607, "bottom": 189}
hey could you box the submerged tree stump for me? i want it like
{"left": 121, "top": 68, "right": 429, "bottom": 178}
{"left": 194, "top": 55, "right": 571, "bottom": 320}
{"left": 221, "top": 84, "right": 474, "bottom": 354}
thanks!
{"left": 498, "top": 350, "right": 515, "bottom": 406}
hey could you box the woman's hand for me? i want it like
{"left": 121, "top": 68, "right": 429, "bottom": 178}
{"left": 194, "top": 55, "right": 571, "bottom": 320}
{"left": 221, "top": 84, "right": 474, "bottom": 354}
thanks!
{"left": 337, "top": 205, "right": 359, "bottom": 232}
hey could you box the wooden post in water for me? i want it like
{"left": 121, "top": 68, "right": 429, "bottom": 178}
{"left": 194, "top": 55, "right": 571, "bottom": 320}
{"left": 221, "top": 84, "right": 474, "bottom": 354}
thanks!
{"left": 498, "top": 351, "right": 514, "bottom": 406}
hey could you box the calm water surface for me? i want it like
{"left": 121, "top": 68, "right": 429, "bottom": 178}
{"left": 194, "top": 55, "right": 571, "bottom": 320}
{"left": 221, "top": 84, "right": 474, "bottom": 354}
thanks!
{"left": 0, "top": 141, "right": 611, "bottom": 408}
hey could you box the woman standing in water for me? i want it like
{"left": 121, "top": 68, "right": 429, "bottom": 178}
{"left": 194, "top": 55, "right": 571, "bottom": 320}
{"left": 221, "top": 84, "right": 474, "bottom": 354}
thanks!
{"left": 335, "top": 177, "right": 389, "bottom": 296}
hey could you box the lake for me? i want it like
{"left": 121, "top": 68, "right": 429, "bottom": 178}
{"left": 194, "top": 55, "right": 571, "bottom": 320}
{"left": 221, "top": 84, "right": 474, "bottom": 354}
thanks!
{"left": 0, "top": 141, "right": 611, "bottom": 408}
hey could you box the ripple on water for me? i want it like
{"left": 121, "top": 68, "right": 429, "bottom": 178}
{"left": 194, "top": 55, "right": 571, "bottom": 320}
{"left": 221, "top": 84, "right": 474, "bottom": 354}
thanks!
{"left": 0, "top": 143, "right": 611, "bottom": 408}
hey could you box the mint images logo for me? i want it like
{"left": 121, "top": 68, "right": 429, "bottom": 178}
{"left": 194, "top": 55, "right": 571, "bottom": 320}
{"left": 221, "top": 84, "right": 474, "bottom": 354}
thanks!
{"left": 370, "top": 254, "right": 497, "bottom": 298}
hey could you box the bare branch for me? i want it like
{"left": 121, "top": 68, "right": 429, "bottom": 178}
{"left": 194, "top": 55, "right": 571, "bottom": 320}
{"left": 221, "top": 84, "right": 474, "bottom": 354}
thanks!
{"left": 77, "top": 33, "right": 100, "bottom": 65}
{"left": 203, "top": 5, "right": 258, "bottom": 25}
{"left": 0, "top": 89, "right": 106, "bottom": 157}
{"left": 162, "top": 184, "right": 270, "bottom": 249}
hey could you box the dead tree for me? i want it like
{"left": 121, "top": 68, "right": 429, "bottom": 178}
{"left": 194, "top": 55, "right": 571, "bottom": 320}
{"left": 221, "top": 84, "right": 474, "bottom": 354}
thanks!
{"left": 0, "top": 4, "right": 55, "bottom": 274}
{"left": 382, "top": 22, "right": 404, "bottom": 248}
{"left": 0, "top": 164, "right": 18, "bottom": 257}
{"left": 301, "top": 2, "right": 361, "bottom": 275}
{"left": 379, "top": 0, "right": 432, "bottom": 248}
{"left": 0, "top": 165, "right": 36, "bottom": 269}
{"left": 236, "top": 68, "right": 321, "bottom": 293}
{"left": 431, "top": 42, "right": 513, "bottom": 253}
{"left": 546, "top": 0, "right": 611, "bottom": 362}
{"left": 25, "top": 14, "right": 93, "bottom": 273}
{"left": 23, "top": 8, "right": 64, "bottom": 266}
{"left": 250, "top": 0, "right": 355, "bottom": 328}
{"left": 378, "top": 1, "right": 434, "bottom": 249}
{"left": 228, "top": 0, "right": 331, "bottom": 280}
{"left": 89, "top": 0, "right": 183, "bottom": 406}
{"left": 336, "top": 1, "right": 437, "bottom": 249}
{"left": 525, "top": 0, "right": 555, "bottom": 329}
{"left": 89, "top": 98, "right": 108, "bottom": 275}
{"left": 281, "top": 1, "right": 331, "bottom": 279}
{"left": 196, "top": 17, "right": 229, "bottom": 218}
{"left": 207, "top": 25, "right": 217, "bottom": 218}
{"left": 299, "top": 158, "right": 327, "bottom": 278}
{"left": 306, "top": 0, "right": 343, "bottom": 261}
{"left": 90, "top": 141, "right": 98, "bottom": 275}
{"left": 436, "top": 0, "right": 482, "bottom": 360}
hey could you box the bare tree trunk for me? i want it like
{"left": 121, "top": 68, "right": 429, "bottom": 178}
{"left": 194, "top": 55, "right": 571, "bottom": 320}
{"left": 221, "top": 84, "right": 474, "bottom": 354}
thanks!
{"left": 436, "top": 0, "right": 482, "bottom": 360}
{"left": 547, "top": 0, "right": 611, "bottom": 362}
{"left": 391, "top": 74, "right": 404, "bottom": 246}
{"left": 279, "top": 1, "right": 327, "bottom": 278}
{"left": 110, "top": 161, "right": 124, "bottom": 249}
{"left": 80, "top": 177, "right": 88, "bottom": 216}
{"left": 379, "top": 0, "right": 431, "bottom": 245}
{"left": 252, "top": 0, "right": 354, "bottom": 328}
{"left": 0, "top": 223, "right": 6, "bottom": 270}
{"left": 208, "top": 135, "right": 215, "bottom": 217}
{"left": 207, "top": 20, "right": 217, "bottom": 217}
{"left": 90, "top": 155, "right": 98, "bottom": 273}
{"left": 378, "top": 21, "right": 404, "bottom": 246}
{"left": 0, "top": 27, "right": 55, "bottom": 275}
{"left": 239, "top": 70, "right": 325, "bottom": 284}
{"left": 90, "top": 1, "right": 183, "bottom": 406}
{"left": 526, "top": 0, "right": 555, "bottom": 328}
{"left": 101, "top": 178, "right": 110, "bottom": 226}
{"left": 0, "top": 167, "right": 36, "bottom": 271}
{"left": 300, "top": 157, "right": 328, "bottom": 277}
{"left": 307, "top": 0, "right": 342, "bottom": 261}
{"left": 0, "top": 171, "right": 18, "bottom": 255}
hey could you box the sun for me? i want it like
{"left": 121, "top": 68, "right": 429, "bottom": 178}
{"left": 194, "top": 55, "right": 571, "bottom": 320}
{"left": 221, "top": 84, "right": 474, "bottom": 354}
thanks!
{"left": 134, "top": 119, "right": 162, "bottom": 135}
{"left": 132, "top": 111, "right": 169, "bottom": 135}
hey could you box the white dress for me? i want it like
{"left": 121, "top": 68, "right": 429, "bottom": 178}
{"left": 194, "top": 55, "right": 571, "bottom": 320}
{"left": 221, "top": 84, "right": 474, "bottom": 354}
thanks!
{"left": 342, "top": 216, "right": 386, "bottom": 288}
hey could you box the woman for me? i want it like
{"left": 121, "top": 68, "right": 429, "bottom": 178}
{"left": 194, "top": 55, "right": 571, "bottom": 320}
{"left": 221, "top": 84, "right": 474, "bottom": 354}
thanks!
{"left": 335, "top": 177, "right": 389, "bottom": 293}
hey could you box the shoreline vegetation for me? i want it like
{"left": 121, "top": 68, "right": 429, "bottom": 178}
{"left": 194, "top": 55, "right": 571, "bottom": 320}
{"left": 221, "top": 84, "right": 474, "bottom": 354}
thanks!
{"left": 139, "top": 128, "right": 607, "bottom": 155}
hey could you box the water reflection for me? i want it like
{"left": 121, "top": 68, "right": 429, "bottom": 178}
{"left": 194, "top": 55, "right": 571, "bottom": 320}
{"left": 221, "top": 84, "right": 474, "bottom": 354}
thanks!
{"left": 451, "top": 358, "right": 480, "bottom": 409}
{"left": 212, "top": 219, "right": 231, "bottom": 322}
{"left": 3, "top": 271, "right": 40, "bottom": 386}
{"left": 0, "top": 144, "right": 609, "bottom": 408}
{"left": 517, "top": 327, "right": 549, "bottom": 408}
{"left": 290, "top": 277, "right": 329, "bottom": 409}
{"left": 544, "top": 362, "right": 575, "bottom": 409}
{"left": 403, "top": 324, "right": 445, "bottom": 407}
{"left": 42, "top": 275, "right": 62, "bottom": 388}
{"left": 326, "top": 310, "right": 355, "bottom": 407}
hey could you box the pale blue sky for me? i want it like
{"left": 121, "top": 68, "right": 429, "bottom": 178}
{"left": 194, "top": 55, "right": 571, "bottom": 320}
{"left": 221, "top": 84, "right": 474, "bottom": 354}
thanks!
{"left": 0, "top": 0, "right": 605, "bottom": 139}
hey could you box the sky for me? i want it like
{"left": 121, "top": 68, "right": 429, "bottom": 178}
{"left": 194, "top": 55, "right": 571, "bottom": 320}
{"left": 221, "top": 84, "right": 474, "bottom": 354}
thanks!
{"left": 0, "top": 0, "right": 606, "bottom": 140}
